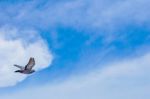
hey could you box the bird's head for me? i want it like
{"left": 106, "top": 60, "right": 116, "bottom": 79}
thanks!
{"left": 30, "top": 70, "right": 35, "bottom": 73}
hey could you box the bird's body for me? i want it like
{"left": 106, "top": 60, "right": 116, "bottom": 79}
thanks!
{"left": 14, "top": 57, "right": 35, "bottom": 74}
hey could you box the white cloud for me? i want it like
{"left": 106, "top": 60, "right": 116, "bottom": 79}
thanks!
{"left": 0, "top": 26, "right": 53, "bottom": 87}
{"left": 1, "top": 51, "right": 150, "bottom": 99}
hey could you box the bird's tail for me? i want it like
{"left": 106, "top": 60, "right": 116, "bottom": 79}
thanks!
{"left": 14, "top": 64, "right": 24, "bottom": 70}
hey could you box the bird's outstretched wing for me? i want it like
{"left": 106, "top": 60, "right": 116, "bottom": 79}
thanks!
{"left": 25, "top": 57, "right": 35, "bottom": 70}
{"left": 14, "top": 64, "right": 24, "bottom": 70}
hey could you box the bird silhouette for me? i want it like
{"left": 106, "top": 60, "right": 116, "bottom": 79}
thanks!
{"left": 14, "top": 57, "right": 35, "bottom": 74}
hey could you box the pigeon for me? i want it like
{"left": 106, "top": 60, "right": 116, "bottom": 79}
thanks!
{"left": 14, "top": 57, "right": 35, "bottom": 74}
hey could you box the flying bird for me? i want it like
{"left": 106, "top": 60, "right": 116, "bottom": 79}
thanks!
{"left": 14, "top": 57, "right": 35, "bottom": 74}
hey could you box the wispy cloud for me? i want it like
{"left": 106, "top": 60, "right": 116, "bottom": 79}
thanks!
{"left": 0, "top": 26, "right": 53, "bottom": 87}
{"left": 1, "top": 0, "right": 150, "bottom": 30}
{"left": 0, "top": 0, "right": 149, "bottom": 46}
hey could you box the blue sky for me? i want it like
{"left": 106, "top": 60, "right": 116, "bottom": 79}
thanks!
{"left": 0, "top": 0, "right": 150, "bottom": 99}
